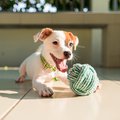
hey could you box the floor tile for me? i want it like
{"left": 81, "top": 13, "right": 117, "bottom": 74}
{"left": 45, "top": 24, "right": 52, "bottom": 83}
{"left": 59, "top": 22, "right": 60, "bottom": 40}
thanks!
{"left": 0, "top": 79, "right": 31, "bottom": 120}
{"left": 0, "top": 69, "right": 19, "bottom": 80}
{"left": 4, "top": 80, "right": 120, "bottom": 120}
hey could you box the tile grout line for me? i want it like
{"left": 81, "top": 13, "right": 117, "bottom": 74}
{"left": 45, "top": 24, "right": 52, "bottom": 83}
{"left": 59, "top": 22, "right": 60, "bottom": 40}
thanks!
{"left": 0, "top": 88, "right": 32, "bottom": 120}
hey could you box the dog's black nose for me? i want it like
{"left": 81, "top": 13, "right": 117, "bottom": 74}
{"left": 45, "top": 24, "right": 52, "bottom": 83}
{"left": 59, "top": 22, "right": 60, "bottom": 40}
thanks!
{"left": 64, "top": 51, "right": 71, "bottom": 59}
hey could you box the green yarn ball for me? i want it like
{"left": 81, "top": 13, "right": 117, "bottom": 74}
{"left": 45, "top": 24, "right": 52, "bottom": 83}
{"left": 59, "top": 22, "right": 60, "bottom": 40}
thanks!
{"left": 67, "top": 64, "right": 99, "bottom": 96}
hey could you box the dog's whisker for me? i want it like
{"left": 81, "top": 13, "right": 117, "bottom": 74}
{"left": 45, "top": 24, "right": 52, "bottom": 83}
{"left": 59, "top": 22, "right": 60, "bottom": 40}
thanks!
{"left": 77, "top": 45, "right": 86, "bottom": 49}
{"left": 74, "top": 53, "right": 79, "bottom": 59}
{"left": 74, "top": 56, "right": 78, "bottom": 62}
{"left": 72, "top": 54, "right": 78, "bottom": 63}
{"left": 70, "top": 60, "right": 73, "bottom": 66}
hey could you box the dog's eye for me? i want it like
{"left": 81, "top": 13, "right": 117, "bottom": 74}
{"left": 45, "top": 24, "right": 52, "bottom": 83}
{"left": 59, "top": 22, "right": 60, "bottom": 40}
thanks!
{"left": 53, "top": 41, "right": 58, "bottom": 45}
{"left": 69, "top": 42, "right": 74, "bottom": 47}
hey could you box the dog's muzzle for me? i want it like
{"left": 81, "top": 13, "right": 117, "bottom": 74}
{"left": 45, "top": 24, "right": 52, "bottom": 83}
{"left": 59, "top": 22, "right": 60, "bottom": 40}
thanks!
{"left": 63, "top": 51, "right": 71, "bottom": 59}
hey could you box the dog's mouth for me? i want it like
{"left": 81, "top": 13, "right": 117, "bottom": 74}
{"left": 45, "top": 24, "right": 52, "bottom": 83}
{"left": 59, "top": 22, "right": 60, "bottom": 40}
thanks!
{"left": 50, "top": 53, "right": 68, "bottom": 73}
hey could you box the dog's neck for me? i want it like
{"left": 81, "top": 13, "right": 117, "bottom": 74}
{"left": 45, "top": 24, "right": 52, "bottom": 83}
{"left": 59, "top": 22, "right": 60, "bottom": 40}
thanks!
{"left": 39, "top": 45, "right": 56, "bottom": 68}
{"left": 38, "top": 44, "right": 68, "bottom": 73}
{"left": 40, "top": 54, "right": 56, "bottom": 71}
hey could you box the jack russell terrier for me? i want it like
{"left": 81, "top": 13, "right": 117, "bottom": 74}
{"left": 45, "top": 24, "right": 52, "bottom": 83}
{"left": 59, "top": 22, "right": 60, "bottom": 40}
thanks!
{"left": 16, "top": 28, "right": 79, "bottom": 97}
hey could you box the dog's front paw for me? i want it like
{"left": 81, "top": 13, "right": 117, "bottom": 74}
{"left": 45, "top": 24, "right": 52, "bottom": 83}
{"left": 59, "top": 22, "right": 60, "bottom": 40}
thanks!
{"left": 38, "top": 84, "right": 54, "bottom": 97}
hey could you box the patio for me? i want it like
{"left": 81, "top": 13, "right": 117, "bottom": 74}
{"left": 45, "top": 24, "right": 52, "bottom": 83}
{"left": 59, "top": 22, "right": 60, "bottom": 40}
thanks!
{"left": 0, "top": 67, "right": 120, "bottom": 120}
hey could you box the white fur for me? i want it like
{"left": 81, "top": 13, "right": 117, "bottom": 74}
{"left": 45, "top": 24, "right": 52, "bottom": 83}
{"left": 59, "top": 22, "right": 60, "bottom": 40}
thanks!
{"left": 16, "top": 29, "right": 75, "bottom": 97}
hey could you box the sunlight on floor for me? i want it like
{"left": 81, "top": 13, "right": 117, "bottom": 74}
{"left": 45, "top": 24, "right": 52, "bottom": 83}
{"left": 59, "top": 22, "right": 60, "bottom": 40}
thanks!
{"left": 0, "top": 67, "right": 120, "bottom": 120}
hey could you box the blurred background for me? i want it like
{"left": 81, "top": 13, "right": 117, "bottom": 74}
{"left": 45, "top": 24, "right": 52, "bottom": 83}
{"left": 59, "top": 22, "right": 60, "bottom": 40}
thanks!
{"left": 0, "top": 0, "right": 120, "bottom": 68}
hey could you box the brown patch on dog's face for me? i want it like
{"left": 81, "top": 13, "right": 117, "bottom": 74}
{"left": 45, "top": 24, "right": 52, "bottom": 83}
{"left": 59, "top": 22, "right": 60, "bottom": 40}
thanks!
{"left": 40, "top": 28, "right": 53, "bottom": 40}
{"left": 64, "top": 32, "right": 78, "bottom": 50}
{"left": 34, "top": 28, "right": 53, "bottom": 42}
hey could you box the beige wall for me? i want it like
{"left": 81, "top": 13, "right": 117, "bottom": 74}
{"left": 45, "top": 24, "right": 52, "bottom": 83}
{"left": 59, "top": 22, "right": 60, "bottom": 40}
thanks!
{"left": 0, "top": 13, "right": 120, "bottom": 67}
{"left": 0, "top": 28, "right": 91, "bottom": 67}
{"left": 0, "top": 29, "right": 38, "bottom": 66}
{"left": 91, "top": 0, "right": 109, "bottom": 12}
{"left": 91, "top": 29, "right": 102, "bottom": 66}
{"left": 91, "top": 0, "right": 109, "bottom": 66}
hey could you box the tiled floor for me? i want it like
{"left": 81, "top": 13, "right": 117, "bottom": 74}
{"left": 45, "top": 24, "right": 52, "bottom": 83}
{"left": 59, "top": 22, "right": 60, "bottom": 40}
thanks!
{"left": 0, "top": 67, "right": 120, "bottom": 120}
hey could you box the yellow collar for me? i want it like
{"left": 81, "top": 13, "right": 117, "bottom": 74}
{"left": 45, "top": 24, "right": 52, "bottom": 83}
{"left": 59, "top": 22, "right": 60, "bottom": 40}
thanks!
{"left": 40, "top": 54, "right": 59, "bottom": 81}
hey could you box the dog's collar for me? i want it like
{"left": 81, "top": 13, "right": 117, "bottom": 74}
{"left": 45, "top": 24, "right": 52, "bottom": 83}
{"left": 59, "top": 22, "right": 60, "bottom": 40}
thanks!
{"left": 40, "top": 54, "right": 58, "bottom": 81}
{"left": 40, "top": 54, "right": 56, "bottom": 71}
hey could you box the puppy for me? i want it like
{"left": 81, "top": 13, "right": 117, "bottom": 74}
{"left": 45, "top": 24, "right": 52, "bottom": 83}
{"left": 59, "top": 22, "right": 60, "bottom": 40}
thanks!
{"left": 16, "top": 28, "right": 79, "bottom": 97}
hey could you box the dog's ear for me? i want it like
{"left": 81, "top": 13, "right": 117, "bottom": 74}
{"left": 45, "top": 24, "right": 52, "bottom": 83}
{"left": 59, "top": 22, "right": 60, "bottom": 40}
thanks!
{"left": 34, "top": 28, "right": 53, "bottom": 42}
{"left": 74, "top": 36, "right": 79, "bottom": 50}
{"left": 68, "top": 32, "right": 79, "bottom": 50}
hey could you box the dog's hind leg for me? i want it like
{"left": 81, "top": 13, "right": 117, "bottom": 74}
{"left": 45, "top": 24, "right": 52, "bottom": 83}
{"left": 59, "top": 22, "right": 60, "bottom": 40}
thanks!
{"left": 16, "top": 61, "right": 26, "bottom": 83}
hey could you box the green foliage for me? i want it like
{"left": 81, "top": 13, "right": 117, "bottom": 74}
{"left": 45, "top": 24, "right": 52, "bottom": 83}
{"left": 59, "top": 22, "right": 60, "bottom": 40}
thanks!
{"left": 0, "top": 0, "right": 90, "bottom": 12}
{"left": 109, "top": 0, "right": 120, "bottom": 10}
{"left": 0, "top": 0, "right": 15, "bottom": 11}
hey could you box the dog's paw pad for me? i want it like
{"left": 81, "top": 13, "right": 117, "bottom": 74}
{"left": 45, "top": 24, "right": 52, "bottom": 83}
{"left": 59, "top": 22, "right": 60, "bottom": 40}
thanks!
{"left": 38, "top": 86, "right": 54, "bottom": 97}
